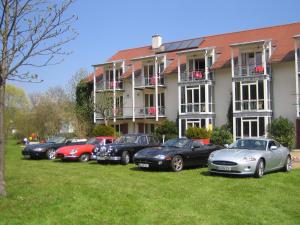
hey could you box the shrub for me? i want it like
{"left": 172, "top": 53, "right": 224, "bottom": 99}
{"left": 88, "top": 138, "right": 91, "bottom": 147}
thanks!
{"left": 155, "top": 120, "right": 178, "bottom": 141}
{"left": 92, "top": 125, "right": 116, "bottom": 137}
{"left": 210, "top": 126, "right": 233, "bottom": 146}
{"left": 268, "top": 117, "right": 295, "bottom": 149}
{"left": 185, "top": 127, "right": 212, "bottom": 139}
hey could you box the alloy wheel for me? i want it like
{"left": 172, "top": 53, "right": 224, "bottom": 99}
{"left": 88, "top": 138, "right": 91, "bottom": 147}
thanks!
{"left": 47, "top": 149, "right": 56, "bottom": 160}
{"left": 172, "top": 156, "right": 183, "bottom": 172}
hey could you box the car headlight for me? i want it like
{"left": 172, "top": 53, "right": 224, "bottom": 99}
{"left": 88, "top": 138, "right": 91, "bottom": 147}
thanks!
{"left": 243, "top": 156, "right": 256, "bottom": 161}
{"left": 70, "top": 149, "right": 78, "bottom": 154}
{"left": 208, "top": 153, "right": 214, "bottom": 160}
{"left": 33, "top": 147, "right": 44, "bottom": 152}
{"left": 154, "top": 154, "right": 166, "bottom": 160}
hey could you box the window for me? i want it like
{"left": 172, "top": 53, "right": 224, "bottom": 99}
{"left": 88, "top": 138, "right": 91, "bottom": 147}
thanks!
{"left": 105, "top": 139, "right": 113, "bottom": 144}
{"left": 149, "top": 136, "right": 158, "bottom": 144}
{"left": 268, "top": 141, "right": 277, "bottom": 149}
{"left": 139, "top": 136, "right": 148, "bottom": 145}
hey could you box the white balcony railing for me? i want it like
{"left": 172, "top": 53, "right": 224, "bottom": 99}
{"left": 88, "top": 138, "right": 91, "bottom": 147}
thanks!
{"left": 134, "top": 107, "right": 165, "bottom": 117}
{"left": 233, "top": 64, "right": 270, "bottom": 77}
{"left": 180, "top": 70, "right": 214, "bottom": 82}
{"left": 135, "top": 75, "right": 165, "bottom": 87}
{"left": 96, "top": 80, "right": 123, "bottom": 91}
{"left": 180, "top": 103, "right": 214, "bottom": 114}
{"left": 234, "top": 99, "right": 271, "bottom": 111}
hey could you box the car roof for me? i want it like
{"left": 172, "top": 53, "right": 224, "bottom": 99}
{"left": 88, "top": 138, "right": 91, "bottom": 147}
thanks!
{"left": 238, "top": 138, "right": 272, "bottom": 141}
{"left": 95, "top": 136, "right": 115, "bottom": 139}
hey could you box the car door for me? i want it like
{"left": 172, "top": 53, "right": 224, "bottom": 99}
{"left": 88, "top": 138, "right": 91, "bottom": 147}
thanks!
{"left": 266, "top": 141, "right": 283, "bottom": 170}
{"left": 133, "top": 135, "right": 149, "bottom": 154}
{"left": 188, "top": 140, "right": 211, "bottom": 166}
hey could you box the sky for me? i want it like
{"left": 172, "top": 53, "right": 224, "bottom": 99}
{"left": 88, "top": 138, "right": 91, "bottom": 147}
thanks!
{"left": 10, "top": 0, "right": 300, "bottom": 94}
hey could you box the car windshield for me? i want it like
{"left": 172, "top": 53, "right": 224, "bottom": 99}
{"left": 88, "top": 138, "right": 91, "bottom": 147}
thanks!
{"left": 115, "top": 135, "right": 138, "bottom": 144}
{"left": 229, "top": 139, "right": 267, "bottom": 151}
{"left": 86, "top": 138, "right": 101, "bottom": 145}
{"left": 47, "top": 137, "right": 66, "bottom": 144}
{"left": 162, "top": 138, "right": 190, "bottom": 148}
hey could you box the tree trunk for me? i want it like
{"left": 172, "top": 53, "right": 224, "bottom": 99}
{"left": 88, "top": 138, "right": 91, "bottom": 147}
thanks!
{"left": 0, "top": 84, "right": 6, "bottom": 196}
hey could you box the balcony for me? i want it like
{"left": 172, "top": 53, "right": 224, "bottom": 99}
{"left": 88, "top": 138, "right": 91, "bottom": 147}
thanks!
{"left": 134, "top": 107, "right": 166, "bottom": 118}
{"left": 298, "top": 60, "right": 300, "bottom": 73}
{"left": 135, "top": 75, "right": 165, "bottom": 89}
{"left": 96, "top": 80, "right": 123, "bottom": 91}
{"left": 235, "top": 99, "right": 271, "bottom": 111}
{"left": 180, "top": 103, "right": 214, "bottom": 114}
{"left": 233, "top": 64, "right": 270, "bottom": 77}
{"left": 180, "top": 70, "right": 213, "bottom": 82}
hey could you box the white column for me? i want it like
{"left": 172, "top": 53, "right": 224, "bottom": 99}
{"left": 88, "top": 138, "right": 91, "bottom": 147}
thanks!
{"left": 263, "top": 79, "right": 268, "bottom": 111}
{"left": 233, "top": 117, "right": 236, "bottom": 141}
{"left": 205, "top": 50, "right": 208, "bottom": 80}
{"left": 295, "top": 41, "right": 299, "bottom": 117}
{"left": 241, "top": 118, "right": 244, "bottom": 139}
{"left": 232, "top": 82, "right": 236, "bottom": 112}
{"left": 113, "top": 63, "right": 116, "bottom": 123}
{"left": 205, "top": 84, "right": 209, "bottom": 113}
{"left": 264, "top": 116, "right": 268, "bottom": 137}
{"left": 178, "top": 56, "right": 181, "bottom": 115}
{"left": 231, "top": 49, "right": 235, "bottom": 78}
{"left": 262, "top": 43, "right": 267, "bottom": 75}
{"left": 93, "top": 70, "right": 96, "bottom": 123}
{"left": 132, "top": 63, "right": 135, "bottom": 122}
{"left": 178, "top": 119, "right": 182, "bottom": 138}
{"left": 155, "top": 56, "right": 159, "bottom": 121}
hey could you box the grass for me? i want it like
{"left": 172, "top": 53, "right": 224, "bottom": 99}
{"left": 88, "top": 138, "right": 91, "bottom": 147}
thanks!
{"left": 1, "top": 140, "right": 300, "bottom": 225}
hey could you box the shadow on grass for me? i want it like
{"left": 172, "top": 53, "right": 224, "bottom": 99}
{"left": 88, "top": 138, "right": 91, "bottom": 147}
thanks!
{"left": 200, "top": 170, "right": 253, "bottom": 179}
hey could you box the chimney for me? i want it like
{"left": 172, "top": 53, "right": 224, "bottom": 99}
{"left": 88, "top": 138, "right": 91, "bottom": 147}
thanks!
{"left": 152, "top": 35, "right": 162, "bottom": 49}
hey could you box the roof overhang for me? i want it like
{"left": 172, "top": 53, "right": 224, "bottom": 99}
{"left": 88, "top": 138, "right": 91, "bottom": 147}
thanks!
{"left": 293, "top": 35, "right": 300, "bottom": 39}
{"left": 131, "top": 54, "right": 165, "bottom": 62}
{"left": 176, "top": 47, "right": 215, "bottom": 55}
{"left": 230, "top": 40, "right": 268, "bottom": 48}
{"left": 92, "top": 59, "right": 124, "bottom": 68}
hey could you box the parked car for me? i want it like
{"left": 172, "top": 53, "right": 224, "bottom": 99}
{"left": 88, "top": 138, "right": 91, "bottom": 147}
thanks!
{"left": 22, "top": 137, "right": 87, "bottom": 160}
{"left": 133, "top": 138, "right": 221, "bottom": 172}
{"left": 96, "top": 133, "right": 160, "bottom": 165}
{"left": 55, "top": 136, "right": 115, "bottom": 162}
{"left": 208, "top": 138, "right": 292, "bottom": 178}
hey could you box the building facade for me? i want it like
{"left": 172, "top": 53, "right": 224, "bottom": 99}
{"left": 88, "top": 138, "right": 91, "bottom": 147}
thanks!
{"left": 88, "top": 23, "right": 300, "bottom": 144}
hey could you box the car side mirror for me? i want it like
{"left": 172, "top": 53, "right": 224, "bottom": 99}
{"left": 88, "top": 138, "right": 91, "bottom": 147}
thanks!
{"left": 224, "top": 144, "right": 229, "bottom": 148}
{"left": 270, "top": 146, "right": 277, "bottom": 151}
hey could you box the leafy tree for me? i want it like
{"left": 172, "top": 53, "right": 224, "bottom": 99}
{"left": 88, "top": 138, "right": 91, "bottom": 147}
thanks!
{"left": 155, "top": 120, "right": 178, "bottom": 141}
{"left": 92, "top": 125, "right": 116, "bottom": 137}
{"left": 0, "top": 0, "right": 77, "bottom": 196}
{"left": 210, "top": 126, "right": 233, "bottom": 146}
{"left": 268, "top": 117, "right": 295, "bottom": 149}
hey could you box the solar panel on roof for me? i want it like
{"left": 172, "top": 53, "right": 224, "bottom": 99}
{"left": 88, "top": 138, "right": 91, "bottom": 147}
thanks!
{"left": 159, "top": 37, "right": 204, "bottom": 53}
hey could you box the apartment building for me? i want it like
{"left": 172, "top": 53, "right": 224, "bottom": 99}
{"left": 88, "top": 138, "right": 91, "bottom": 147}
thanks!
{"left": 88, "top": 22, "right": 300, "bottom": 145}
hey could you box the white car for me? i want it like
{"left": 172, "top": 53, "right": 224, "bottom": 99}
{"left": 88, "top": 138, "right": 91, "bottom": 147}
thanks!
{"left": 208, "top": 138, "right": 292, "bottom": 178}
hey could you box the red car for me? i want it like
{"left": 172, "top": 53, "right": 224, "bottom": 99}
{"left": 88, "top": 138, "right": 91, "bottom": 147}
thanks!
{"left": 55, "top": 136, "right": 115, "bottom": 162}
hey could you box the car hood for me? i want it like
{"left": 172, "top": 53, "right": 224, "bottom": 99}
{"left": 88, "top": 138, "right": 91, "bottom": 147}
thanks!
{"left": 25, "top": 142, "right": 55, "bottom": 150}
{"left": 211, "top": 148, "right": 264, "bottom": 161}
{"left": 135, "top": 146, "right": 179, "bottom": 158}
{"left": 56, "top": 144, "right": 95, "bottom": 154}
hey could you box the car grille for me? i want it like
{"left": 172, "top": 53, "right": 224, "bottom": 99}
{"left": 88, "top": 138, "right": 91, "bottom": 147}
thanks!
{"left": 134, "top": 159, "right": 155, "bottom": 164}
{"left": 211, "top": 169, "right": 241, "bottom": 173}
{"left": 212, "top": 160, "right": 237, "bottom": 166}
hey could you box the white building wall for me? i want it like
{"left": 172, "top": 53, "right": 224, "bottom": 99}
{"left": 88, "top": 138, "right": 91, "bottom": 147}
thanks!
{"left": 214, "top": 68, "right": 232, "bottom": 127}
{"left": 164, "top": 74, "right": 178, "bottom": 122}
{"left": 272, "top": 61, "right": 297, "bottom": 124}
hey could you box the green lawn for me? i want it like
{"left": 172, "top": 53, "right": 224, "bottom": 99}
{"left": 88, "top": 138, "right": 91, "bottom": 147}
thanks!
{"left": 1, "top": 140, "right": 300, "bottom": 225}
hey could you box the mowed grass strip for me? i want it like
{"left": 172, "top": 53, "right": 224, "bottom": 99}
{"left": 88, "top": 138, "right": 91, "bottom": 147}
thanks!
{"left": 1, "top": 140, "right": 300, "bottom": 225}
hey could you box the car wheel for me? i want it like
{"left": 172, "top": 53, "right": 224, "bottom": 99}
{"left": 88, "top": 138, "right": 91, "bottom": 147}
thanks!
{"left": 282, "top": 155, "right": 292, "bottom": 172}
{"left": 79, "top": 153, "right": 90, "bottom": 162}
{"left": 46, "top": 148, "right": 56, "bottom": 160}
{"left": 121, "top": 151, "right": 130, "bottom": 165}
{"left": 171, "top": 155, "right": 183, "bottom": 172}
{"left": 254, "top": 159, "right": 264, "bottom": 178}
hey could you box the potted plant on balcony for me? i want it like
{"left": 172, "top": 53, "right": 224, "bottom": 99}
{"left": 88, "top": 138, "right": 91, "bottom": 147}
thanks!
{"left": 185, "top": 127, "right": 212, "bottom": 144}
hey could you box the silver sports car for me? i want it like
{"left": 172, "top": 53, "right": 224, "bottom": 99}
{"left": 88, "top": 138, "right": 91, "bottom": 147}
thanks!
{"left": 208, "top": 138, "right": 292, "bottom": 178}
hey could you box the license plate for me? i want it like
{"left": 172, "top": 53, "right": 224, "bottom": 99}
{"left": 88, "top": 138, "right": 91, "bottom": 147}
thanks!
{"left": 24, "top": 155, "right": 30, "bottom": 159}
{"left": 138, "top": 163, "right": 149, "bottom": 168}
{"left": 97, "top": 156, "right": 106, "bottom": 160}
{"left": 218, "top": 166, "right": 231, "bottom": 171}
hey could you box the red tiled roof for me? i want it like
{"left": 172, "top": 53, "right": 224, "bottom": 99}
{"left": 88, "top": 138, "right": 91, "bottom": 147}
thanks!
{"left": 87, "top": 22, "right": 300, "bottom": 81}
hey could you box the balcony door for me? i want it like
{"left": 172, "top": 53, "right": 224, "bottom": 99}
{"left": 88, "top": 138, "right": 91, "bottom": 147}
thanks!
{"left": 242, "top": 119, "right": 258, "bottom": 138}
{"left": 242, "top": 83, "right": 257, "bottom": 111}
{"left": 241, "top": 52, "right": 263, "bottom": 76}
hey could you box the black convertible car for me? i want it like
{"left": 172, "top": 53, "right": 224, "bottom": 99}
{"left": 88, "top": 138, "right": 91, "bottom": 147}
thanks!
{"left": 95, "top": 133, "right": 160, "bottom": 165}
{"left": 133, "top": 138, "right": 221, "bottom": 172}
{"left": 22, "top": 137, "right": 87, "bottom": 160}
